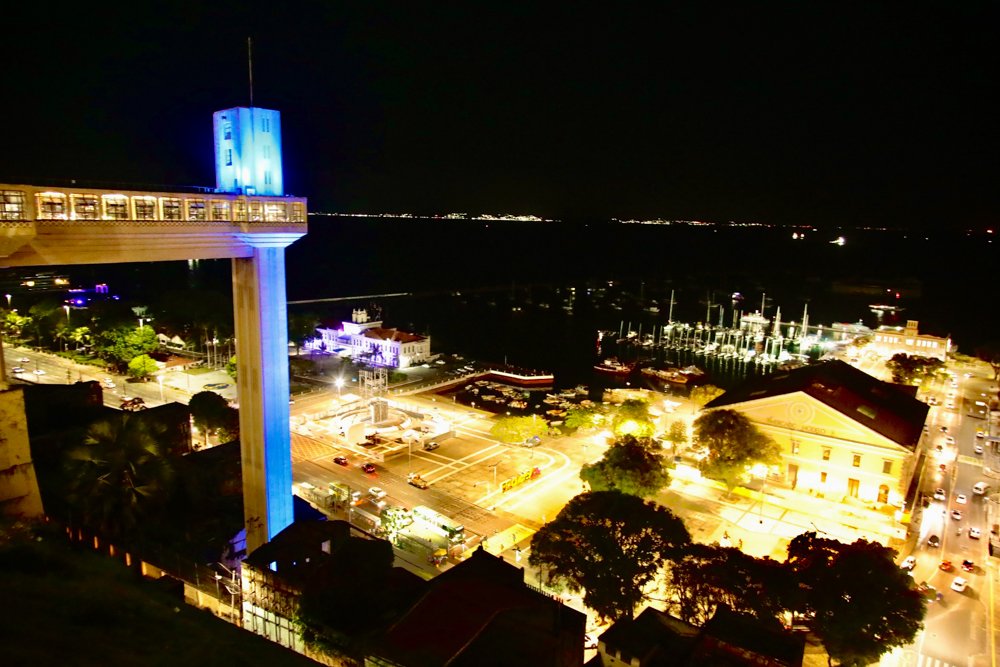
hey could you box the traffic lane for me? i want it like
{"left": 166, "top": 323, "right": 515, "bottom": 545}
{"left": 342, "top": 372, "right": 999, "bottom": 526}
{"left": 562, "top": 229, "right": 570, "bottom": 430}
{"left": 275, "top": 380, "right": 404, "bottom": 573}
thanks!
{"left": 920, "top": 575, "right": 988, "bottom": 667}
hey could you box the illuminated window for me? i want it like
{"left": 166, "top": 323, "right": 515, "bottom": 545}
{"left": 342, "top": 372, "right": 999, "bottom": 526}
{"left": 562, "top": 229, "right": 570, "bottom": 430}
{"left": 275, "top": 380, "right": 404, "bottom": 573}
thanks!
{"left": 186, "top": 199, "right": 207, "bottom": 221}
{"left": 882, "top": 460, "right": 892, "bottom": 474}
{"left": 133, "top": 197, "right": 156, "bottom": 220}
{"left": 223, "top": 123, "right": 232, "bottom": 141}
{"left": 36, "top": 193, "right": 67, "bottom": 219}
{"left": 210, "top": 200, "right": 231, "bottom": 221}
{"left": 225, "top": 149, "right": 232, "bottom": 166}
{"left": 852, "top": 454, "right": 861, "bottom": 468}
{"left": 71, "top": 194, "right": 99, "bottom": 220}
{"left": 233, "top": 200, "right": 247, "bottom": 221}
{"left": 790, "top": 440, "right": 800, "bottom": 455}
{"left": 248, "top": 201, "right": 262, "bottom": 222}
{"left": 264, "top": 202, "right": 286, "bottom": 222}
{"left": 264, "top": 170, "right": 272, "bottom": 186}
{"left": 822, "top": 448, "right": 831, "bottom": 461}
{"left": 820, "top": 472, "right": 827, "bottom": 484}
{"left": 291, "top": 202, "right": 305, "bottom": 222}
{"left": 262, "top": 117, "right": 270, "bottom": 132}
{"left": 102, "top": 195, "right": 129, "bottom": 220}
{"left": 0, "top": 190, "right": 26, "bottom": 220}
{"left": 161, "top": 198, "right": 182, "bottom": 221}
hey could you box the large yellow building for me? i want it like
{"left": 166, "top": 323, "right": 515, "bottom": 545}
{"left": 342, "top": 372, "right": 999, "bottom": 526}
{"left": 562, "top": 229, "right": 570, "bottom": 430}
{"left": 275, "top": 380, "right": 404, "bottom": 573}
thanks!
{"left": 705, "top": 360, "right": 929, "bottom": 509}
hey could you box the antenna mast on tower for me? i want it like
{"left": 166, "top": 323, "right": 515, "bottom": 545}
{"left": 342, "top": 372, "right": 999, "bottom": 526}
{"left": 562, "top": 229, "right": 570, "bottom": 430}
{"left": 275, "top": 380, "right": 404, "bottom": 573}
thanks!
{"left": 247, "top": 37, "right": 254, "bottom": 107}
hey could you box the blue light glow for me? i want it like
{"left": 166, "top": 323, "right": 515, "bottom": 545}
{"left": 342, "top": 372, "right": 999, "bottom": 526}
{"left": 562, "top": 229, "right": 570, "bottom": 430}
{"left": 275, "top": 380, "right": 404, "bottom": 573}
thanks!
{"left": 213, "top": 107, "right": 284, "bottom": 196}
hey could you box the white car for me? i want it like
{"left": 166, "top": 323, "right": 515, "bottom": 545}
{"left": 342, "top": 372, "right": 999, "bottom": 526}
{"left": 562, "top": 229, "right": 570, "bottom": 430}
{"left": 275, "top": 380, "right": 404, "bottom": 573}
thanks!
{"left": 945, "top": 436, "right": 955, "bottom": 446}
{"left": 974, "top": 444, "right": 984, "bottom": 455}
{"left": 368, "top": 486, "right": 387, "bottom": 500}
{"left": 951, "top": 509, "right": 963, "bottom": 521}
{"left": 33, "top": 369, "right": 46, "bottom": 375}
{"left": 933, "top": 488, "right": 947, "bottom": 501}
{"left": 976, "top": 430, "right": 986, "bottom": 439}
{"left": 11, "top": 366, "right": 25, "bottom": 374}
{"left": 969, "top": 527, "right": 981, "bottom": 539}
{"left": 900, "top": 555, "right": 916, "bottom": 571}
{"left": 951, "top": 577, "right": 968, "bottom": 593}
{"left": 956, "top": 494, "right": 967, "bottom": 504}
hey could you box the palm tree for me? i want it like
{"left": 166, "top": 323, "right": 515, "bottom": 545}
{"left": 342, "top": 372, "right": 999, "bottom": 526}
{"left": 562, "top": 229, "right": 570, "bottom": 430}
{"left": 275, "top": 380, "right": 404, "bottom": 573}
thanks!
{"left": 69, "top": 325, "right": 91, "bottom": 351}
{"left": 63, "top": 413, "right": 175, "bottom": 543}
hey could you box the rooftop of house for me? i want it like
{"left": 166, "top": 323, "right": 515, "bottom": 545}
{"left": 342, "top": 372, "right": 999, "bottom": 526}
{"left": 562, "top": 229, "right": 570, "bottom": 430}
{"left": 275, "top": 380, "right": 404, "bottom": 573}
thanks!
{"left": 705, "top": 359, "right": 929, "bottom": 449}
{"left": 376, "top": 545, "right": 586, "bottom": 666}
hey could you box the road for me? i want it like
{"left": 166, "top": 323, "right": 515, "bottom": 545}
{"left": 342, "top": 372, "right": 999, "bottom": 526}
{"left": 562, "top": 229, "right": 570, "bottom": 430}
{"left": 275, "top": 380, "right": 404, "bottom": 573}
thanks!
{"left": 903, "top": 369, "right": 997, "bottom": 667}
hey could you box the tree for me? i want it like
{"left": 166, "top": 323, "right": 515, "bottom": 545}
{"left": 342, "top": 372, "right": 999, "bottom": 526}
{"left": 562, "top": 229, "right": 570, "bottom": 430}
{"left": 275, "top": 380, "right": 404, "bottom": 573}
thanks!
{"left": 885, "top": 353, "right": 944, "bottom": 386}
{"left": 611, "top": 399, "right": 655, "bottom": 437}
{"left": 564, "top": 405, "right": 605, "bottom": 432}
{"left": 665, "top": 543, "right": 791, "bottom": 627}
{"left": 974, "top": 342, "right": 1000, "bottom": 382}
{"left": 490, "top": 414, "right": 548, "bottom": 444}
{"left": 693, "top": 409, "right": 780, "bottom": 496}
{"left": 63, "top": 413, "right": 175, "bottom": 542}
{"left": 69, "top": 326, "right": 91, "bottom": 351}
{"left": 689, "top": 384, "right": 725, "bottom": 407}
{"left": 189, "top": 390, "right": 233, "bottom": 447}
{"left": 580, "top": 435, "right": 670, "bottom": 498}
{"left": 288, "top": 312, "right": 319, "bottom": 355}
{"left": 664, "top": 420, "right": 688, "bottom": 451}
{"left": 226, "top": 355, "right": 237, "bottom": 380}
{"left": 93, "top": 325, "right": 158, "bottom": 371}
{"left": 528, "top": 490, "right": 690, "bottom": 622}
{"left": 128, "top": 354, "right": 159, "bottom": 380}
{"left": 786, "top": 533, "right": 925, "bottom": 666}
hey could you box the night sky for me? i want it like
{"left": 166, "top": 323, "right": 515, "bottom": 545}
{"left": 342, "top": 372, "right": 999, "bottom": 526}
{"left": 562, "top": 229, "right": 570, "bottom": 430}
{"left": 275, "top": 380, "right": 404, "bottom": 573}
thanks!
{"left": 1, "top": 2, "right": 995, "bottom": 229}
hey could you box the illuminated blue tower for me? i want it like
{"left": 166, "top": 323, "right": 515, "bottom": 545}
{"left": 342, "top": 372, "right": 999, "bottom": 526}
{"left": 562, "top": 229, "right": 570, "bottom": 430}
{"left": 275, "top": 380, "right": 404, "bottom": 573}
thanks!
{"left": 213, "top": 107, "right": 284, "bottom": 196}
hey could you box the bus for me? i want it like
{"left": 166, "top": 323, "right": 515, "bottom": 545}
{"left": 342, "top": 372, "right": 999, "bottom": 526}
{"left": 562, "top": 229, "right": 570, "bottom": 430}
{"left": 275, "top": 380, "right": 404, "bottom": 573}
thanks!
{"left": 412, "top": 505, "right": 465, "bottom": 544}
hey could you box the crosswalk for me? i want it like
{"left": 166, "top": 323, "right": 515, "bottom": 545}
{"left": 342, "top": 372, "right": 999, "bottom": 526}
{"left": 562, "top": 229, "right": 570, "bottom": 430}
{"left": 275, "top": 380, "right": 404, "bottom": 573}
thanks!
{"left": 916, "top": 655, "right": 958, "bottom": 667}
{"left": 956, "top": 454, "right": 982, "bottom": 467}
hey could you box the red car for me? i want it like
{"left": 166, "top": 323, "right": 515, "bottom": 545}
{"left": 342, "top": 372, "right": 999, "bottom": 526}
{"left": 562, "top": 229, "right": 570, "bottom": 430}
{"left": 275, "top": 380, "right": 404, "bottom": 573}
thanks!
{"left": 361, "top": 463, "right": 376, "bottom": 474}
{"left": 939, "top": 560, "right": 954, "bottom": 572}
{"left": 333, "top": 456, "right": 348, "bottom": 466}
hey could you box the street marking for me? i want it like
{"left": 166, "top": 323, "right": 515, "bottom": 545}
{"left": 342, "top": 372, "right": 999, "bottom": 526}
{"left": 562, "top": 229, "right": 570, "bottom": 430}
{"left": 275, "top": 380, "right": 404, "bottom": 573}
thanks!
{"left": 916, "top": 656, "right": 958, "bottom": 667}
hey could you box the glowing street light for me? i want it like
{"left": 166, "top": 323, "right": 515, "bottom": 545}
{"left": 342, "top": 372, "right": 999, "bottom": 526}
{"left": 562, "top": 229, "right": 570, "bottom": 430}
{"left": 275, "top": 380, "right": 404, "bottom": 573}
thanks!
{"left": 4, "top": 294, "right": 11, "bottom": 308}
{"left": 751, "top": 463, "right": 769, "bottom": 524}
{"left": 335, "top": 376, "right": 345, "bottom": 398}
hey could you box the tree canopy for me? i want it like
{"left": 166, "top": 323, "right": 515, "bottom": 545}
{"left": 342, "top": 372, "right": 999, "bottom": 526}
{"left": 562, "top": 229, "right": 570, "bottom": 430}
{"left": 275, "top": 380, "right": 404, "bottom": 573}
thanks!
{"left": 786, "top": 533, "right": 925, "bottom": 666}
{"left": 63, "top": 414, "right": 174, "bottom": 542}
{"left": 529, "top": 490, "right": 690, "bottom": 622}
{"left": 127, "top": 354, "right": 159, "bottom": 380}
{"left": 610, "top": 399, "right": 655, "bottom": 437}
{"left": 693, "top": 409, "right": 780, "bottom": 494}
{"left": 664, "top": 420, "right": 688, "bottom": 451}
{"left": 885, "top": 353, "right": 945, "bottom": 386}
{"left": 189, "top": 390, "right": 238, "bottom": 446}
{"left": 689, "top": 384, "right": 725, "bottom": 407}
{"left": 580, "top": 435, "right": 670, "bottom": 498}
{"left": 489, "top": 414, "right": 547, "bottom": 444}
{"left": 665, "top": 543, "right": 791, "bottom": 627}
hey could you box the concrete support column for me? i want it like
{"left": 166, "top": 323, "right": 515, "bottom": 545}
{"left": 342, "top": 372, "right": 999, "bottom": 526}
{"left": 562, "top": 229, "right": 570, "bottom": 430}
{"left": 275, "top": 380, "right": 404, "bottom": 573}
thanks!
{"left": 232, "top": 246, "right": 293, "bottom": 554}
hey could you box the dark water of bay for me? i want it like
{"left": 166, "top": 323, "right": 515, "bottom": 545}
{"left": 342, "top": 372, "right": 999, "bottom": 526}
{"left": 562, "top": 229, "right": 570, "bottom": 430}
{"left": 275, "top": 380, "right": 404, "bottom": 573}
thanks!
{"left": 277, "top": 216, "right": 997, "bottom": 390}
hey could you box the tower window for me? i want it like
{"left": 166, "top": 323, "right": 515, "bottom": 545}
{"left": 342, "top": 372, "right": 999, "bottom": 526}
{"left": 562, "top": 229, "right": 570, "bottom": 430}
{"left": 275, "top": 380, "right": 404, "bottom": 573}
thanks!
{"left": 225, "top": 149, "right": 232, "bottom": 166}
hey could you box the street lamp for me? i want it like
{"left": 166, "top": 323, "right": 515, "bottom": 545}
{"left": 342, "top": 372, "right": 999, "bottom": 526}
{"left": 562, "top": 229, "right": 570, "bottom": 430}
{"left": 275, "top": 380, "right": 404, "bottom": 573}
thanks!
{"left": 3, "top": 294, "right": 10, "bottom": 308}
{"left": 751, "top": 463, "right": 769, "bottom": 524}
{"left": 157, "top": 375, "right": 164, "bottom": 403}
{"left": 335, "top": 377, "right": 344, "bottom": 398}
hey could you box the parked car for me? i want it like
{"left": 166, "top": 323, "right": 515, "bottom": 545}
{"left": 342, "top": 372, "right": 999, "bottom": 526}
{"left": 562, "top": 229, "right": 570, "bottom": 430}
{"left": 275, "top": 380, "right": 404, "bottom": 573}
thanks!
{"left": 933, "top": 488, "right": 946, "bottom": 501}
{"left": 333, "top": 456, "right": 348, "bottom": 466}
{"left": 927, "top": 535, "right": 941, "bottom": 547}
{"left": 900, "top": 556, "right": 916, "bottom": 571}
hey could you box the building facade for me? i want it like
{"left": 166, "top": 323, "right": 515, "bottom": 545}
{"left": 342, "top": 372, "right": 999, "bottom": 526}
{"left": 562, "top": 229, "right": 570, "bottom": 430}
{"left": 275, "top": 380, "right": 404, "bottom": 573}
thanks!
{"left": 870, "top": 320, "right": 950, "bottom": 361}
{"left": 313, "top": 309, "right": 432, "bottom": 368}
{"left": 705, "top": 361, "right": 928, "bottom": 521}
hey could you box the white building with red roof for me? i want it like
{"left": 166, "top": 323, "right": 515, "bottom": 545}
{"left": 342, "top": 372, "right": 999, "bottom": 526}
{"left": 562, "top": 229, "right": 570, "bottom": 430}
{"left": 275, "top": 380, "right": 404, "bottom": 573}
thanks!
{"left": 313, "top": 308, "right": 432, "bottom": 368}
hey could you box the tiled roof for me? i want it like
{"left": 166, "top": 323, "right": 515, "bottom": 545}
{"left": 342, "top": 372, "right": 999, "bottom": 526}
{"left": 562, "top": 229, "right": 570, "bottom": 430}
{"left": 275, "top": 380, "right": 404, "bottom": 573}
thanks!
{"left": 705, "top": 360, "right": 928, "bottom": 449}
